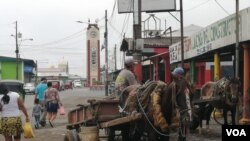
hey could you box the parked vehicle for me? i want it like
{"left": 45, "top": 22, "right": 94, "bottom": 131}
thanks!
{"left": 73, "top": 80, "right": 82, "bottom": 88}
{"left": 64, "top": 80, "right": 73, "bottom": 89}
{"left": 24, "top": 82, "right": 36, "bottom": 94}
{"left": 47, "top": 80, "right": 65, "bottom": 91}
{"left": 0, "top": 80, "right": 26, "bottom": 101}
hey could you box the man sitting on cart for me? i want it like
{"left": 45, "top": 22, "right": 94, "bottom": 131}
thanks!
{"left": 114, "top": 58, "right": 138, "bottom": 98}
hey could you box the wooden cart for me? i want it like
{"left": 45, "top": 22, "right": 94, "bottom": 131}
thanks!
{"left": 64, "top": 98, "right": 142, "bottom": 141}
{"left": 190, "top": 95, "right": 224, "bottom": 130}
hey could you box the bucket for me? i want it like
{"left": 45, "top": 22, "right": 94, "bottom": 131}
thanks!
{"left": 79, "top": 126, "right": 99, "bottom": 141}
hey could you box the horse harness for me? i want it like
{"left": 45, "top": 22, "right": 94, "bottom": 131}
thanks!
{"left": 212, "top": 77, "right": 237, "bottom": 107}
{"left": 119, "top": 80, "right": 192, "bottom": 137}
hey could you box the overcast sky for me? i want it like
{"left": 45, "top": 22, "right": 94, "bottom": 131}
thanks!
{"left": 0, "top": 0, "right": 249, "bottom": 78}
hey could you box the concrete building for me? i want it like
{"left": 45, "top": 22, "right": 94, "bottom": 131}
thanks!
{"left": 0, "top": 56, "right": 36, "bottom": 83}
{"left": 37, "top": 58, "right": 69, "bottom": 83}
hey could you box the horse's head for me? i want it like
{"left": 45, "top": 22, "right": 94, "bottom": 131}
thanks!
{"left": 174, "top": 77, "right": 193, "bottom": 111}
{"left": 161, "top": 77, "right": 193, "bottom": 125}
{"left": 225, "top": 77, "right": 241, "bottom": 104}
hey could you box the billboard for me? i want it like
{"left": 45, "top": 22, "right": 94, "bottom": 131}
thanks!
{"left": 118, "top": 0, "right": 176, "bottom": 13}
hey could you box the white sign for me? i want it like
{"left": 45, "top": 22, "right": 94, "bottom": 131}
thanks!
{"left": 170, "top": 6, "right": 250, "bottom": 64}
{"left": 118, "top": 0, "right": 176, "bottom": 13}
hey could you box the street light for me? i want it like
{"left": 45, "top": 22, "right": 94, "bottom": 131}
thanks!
{"left": 76, "top": 21, "right": 89, "bottom": 24}
{"left": 19, "top": 38, "right": 33, "bottom": 47}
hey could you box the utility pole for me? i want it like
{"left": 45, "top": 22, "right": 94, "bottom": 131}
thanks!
{"left": 35, "top": 60, "right": 38, "bottom": 85}
{"left": 180, "top": 0, "right": 184, "bottom": 68}
{"left": 235, "top": 0, "right": 239, "bottom": 79}
{"left": 105, "top": 10, "right": 109, "bottom": 96}
{"left": 133, "top": 0, "right": 142, "bottom": 83}
{"left": 15, "top": 21, "right": 19, "bottom": 80}
{"left": 114, "top": 44, "right": 117, "bottom": 71}
{"left": 235, "top": 0, "right": 239, "bottom": 125}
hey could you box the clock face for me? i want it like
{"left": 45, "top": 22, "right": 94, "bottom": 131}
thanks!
{"left": 90, "top": 31, "right": 97, "bottom": 38}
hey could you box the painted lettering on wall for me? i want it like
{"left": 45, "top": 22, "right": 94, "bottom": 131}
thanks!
{"left": 169, "top": 7, "right": 248, "bottom": 64}
{"left": 192, "top": 16, "right": 236, "bottom": 50}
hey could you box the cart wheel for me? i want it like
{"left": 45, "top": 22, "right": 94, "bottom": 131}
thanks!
{"left": 212, "top": 108, "right": 224, "bottom": 125}
{"left": 64, "top": 130, "right": 80, "bottom": 141}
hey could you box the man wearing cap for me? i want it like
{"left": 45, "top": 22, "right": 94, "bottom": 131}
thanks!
{"left": 172, "top": 66, "right": 185, "bottom": 80}
{"left": 115, "top": 58, "right": 138, "bottom": 97}
{"left": 35, "top": 77, "right": 48, "bottom": 126}
{"left": 171, "top": 67, "right": 192, "bottom": 141}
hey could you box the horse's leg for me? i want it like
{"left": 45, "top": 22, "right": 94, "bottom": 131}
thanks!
{"left": 223, "top": 109, "right": 228, "bottom": 125}
{"left": 199, "top": 115, "right": 203, "bottom": 134}
{"left": 129, "top": 121, "right": 143, "bottom": 141}
{"left": 148, "top": 130, "right": 159, "bottom": 141}
{"left": 159, "top": 132, "right": 170, "bottom": 141}
{"left": 206, "top": 104, "right": 214, "bottom": 132}
{"left": 178, "top": 126, "right": 187, "bottom": 141}
{"left": 231, "top": 106, "right": 237, "bottom": 125}
{"left": 107, "top": 128, "right": 115, "bottom": 141}
{"left": 199, "top": 112, "right": 203, "bottom": 134}
{"left": 121, "top": 123, "right": 130, "bottom": 141}
{"left": 198, "top": 104, "right": 203, "bottom": 134}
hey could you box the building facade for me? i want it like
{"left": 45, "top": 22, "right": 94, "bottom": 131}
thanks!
{"left": 0, "top": 56, "right": 36, "bottom": 82}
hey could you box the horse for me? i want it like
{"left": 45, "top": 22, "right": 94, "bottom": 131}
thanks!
{"left": 118, "top": 77, "right": 194, "bottom": 141}
{"left": 196, "top": 77, "right": 241, "bottom": 133}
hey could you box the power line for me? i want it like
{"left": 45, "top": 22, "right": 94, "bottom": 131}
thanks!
{"left": 185, "top": 0, "right": 211, "bottom": 12}
{"left": 109, "top": 0, "right": 117, "bottom": 23}
{"left": 214, "top": 0, "right": 230, "bottom": 15}
{"left": 24, "top": 29, "right": 85, "bottom": 47}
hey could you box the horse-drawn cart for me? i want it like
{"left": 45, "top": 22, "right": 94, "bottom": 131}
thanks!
{"left": 64, "top": 98, "right": 142, "bottom": 141}
{"left": 190, "top": 77, "right": 242, "bottom": 131}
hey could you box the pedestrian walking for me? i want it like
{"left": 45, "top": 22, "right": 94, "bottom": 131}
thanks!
{"left": 34, "top": 77, "right": 47, "bottom": 127}
{"left": 44, "top": 81, "right": 62, "bottom": 128}
{"left": 0, "top": 82, "right": 30, "bottom": 141}
{"left": 32, "top": 98, "right": 42, "bottom": 129}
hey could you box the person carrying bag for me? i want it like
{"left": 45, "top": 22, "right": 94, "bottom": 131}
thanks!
{"left": 0, "top": 83, "right": 30, "bottom": 141}
{"left": 23, "top": 122, "right": 35, "bottom": 138}
{"left": 44, "top": 82, "right": 62, "bottom": 128}
{"left": 59, "top": 104, "right": 65, "bottom": 115}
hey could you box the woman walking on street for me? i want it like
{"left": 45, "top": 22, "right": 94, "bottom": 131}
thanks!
{"left": 44, "top": 81, "right": 62, "bottom": 127}
{"left": 0, "top": 83, "right": 30, "bottom": 141}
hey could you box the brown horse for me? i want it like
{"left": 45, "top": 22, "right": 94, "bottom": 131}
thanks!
{"left": 197, "top": 77, "right": 241, "bottom": 132}
{"left": 118, "top": 78, "right": 194, "bottom": 141}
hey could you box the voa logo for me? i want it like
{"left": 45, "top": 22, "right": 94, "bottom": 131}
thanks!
{"left": 226, "top": 129, "right": 246, "bottom": 136}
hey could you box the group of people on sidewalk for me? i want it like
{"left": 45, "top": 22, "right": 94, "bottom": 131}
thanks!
{"left": 0, "top": 77, "right": 62, "bottom": 141}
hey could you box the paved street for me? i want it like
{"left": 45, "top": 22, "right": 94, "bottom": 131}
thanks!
{"left": 0, "top": 87, "right": 222, "bottom": 141}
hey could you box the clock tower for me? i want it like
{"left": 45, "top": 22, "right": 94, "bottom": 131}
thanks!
{"left": 86, "top": 24, "right": 100, "bottom": 86}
